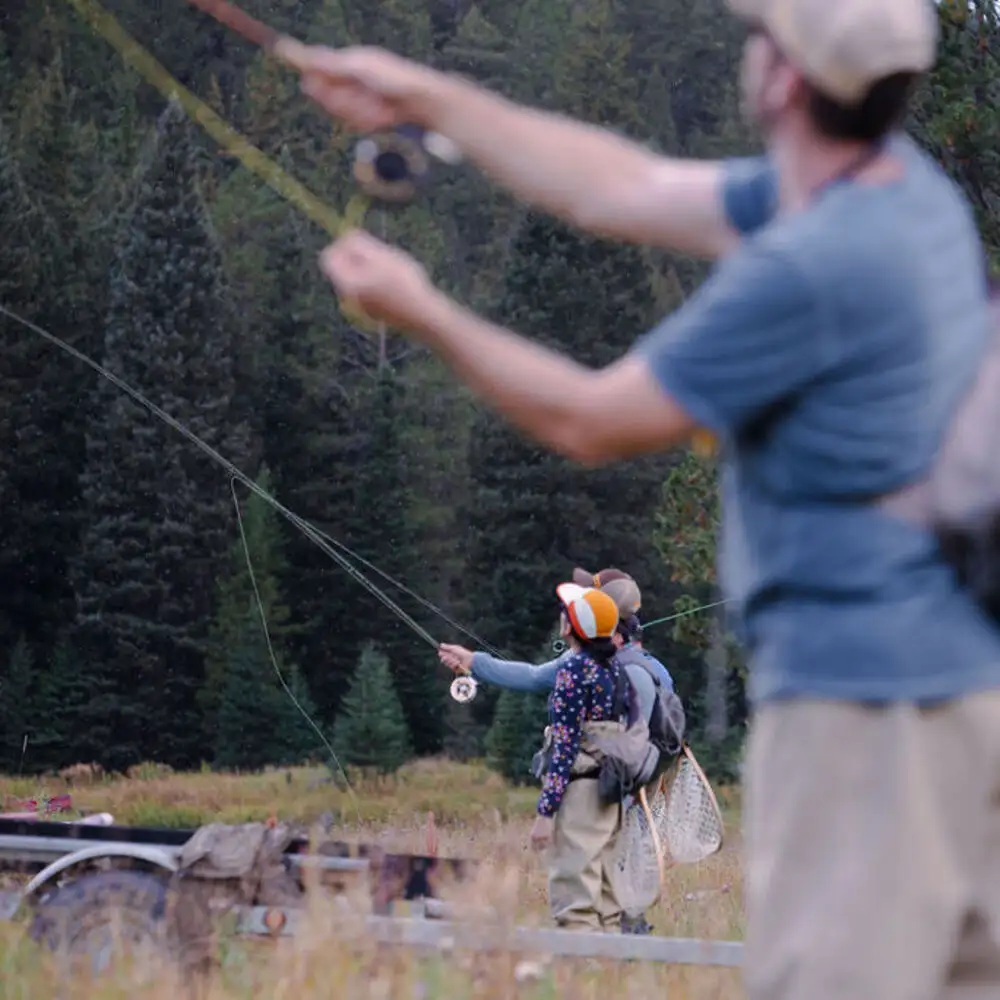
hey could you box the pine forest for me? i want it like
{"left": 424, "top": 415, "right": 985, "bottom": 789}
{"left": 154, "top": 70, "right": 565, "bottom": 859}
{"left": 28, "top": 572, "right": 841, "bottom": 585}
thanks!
{"left": 0, "top": 0, "right": 997, "bottom": 782}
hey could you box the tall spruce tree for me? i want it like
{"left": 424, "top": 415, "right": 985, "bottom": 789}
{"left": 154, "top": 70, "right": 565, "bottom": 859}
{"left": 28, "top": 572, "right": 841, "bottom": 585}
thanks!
{"left": 346, "top": 367, "right": 445, "bottom": 755}
{"left": 463, "top": 0, "right": 682, "bottom": 668}
{"left": 331, "top": 642, "right": 413, "bottom": 775}
{"left": 484, "top": 627, "right": 561, "bottom": 784}
{"left": 29, "top": 635, "right": 97, "bottom": 773}
{"left": 0, "top": 637, "right": 35, "bottom": 774}
{"left": 72, "top": 100, "right": 248, "bottom": 771}
{"left": 213, "top": 608, "right": 321, "bottom": 771}
{"left": 484, "top": 688, "right": 550, "bottom": 785}
{"left": 202, "top": 464, "right": 299, "bottom": 723}
{"left": 464, "top": 209, "right": 680, "bottom": 659}
{"left": 0, "top": 121, "right": 93, "bottom": 662}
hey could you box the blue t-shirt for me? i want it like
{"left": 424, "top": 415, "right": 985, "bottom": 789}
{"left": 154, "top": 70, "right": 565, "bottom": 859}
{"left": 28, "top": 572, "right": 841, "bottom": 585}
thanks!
{"left": 636, "top": 132, "right": 1000, "bottom": 705}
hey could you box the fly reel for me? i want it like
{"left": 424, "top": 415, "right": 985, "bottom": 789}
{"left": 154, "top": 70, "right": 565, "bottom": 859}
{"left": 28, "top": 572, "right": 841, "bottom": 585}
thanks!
{"left": 353, "top": 125, "right": 462, "bottom": 204}
{"left": 449, "top": 675, "right": 478, "bottom": 704}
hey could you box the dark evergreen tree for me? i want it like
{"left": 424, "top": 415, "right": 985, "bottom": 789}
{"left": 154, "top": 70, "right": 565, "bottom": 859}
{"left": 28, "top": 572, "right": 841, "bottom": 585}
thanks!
{"left": 0, "top": 121, "right": 92, "bottom": 662}
{"left": 347, "top": 368, "right": 445, "bottom": 755}
{"left": 71, "top": 100, "right": 248, "bottom": 771}
{"left": 0, "top": 637, "right": 35, "bottom": 773}
{"left": 441, "top": 688, "right": 488, "bottom": 762}
{"left": 212, "top": 610, "right": 319, "bottom": 771}
{"left": 908, "top": 1, "right": 1000, "bottom": 268}
{"left": 203, "top": 464, "right": 299, "bottom": 723}
{"left": 28, "top": 635, "right": 102, "bottom": 772}
{"left": 484, "top": 688, "right": 549, "bottom": 786}
{"left": 462, "top": 2, "right": 682, "bottom": 678}
{"left": 275, "top": 663, "right": 325, "bottom": 765}
{"left": 483, "top": 629, "right": 560, "bottom": 784}
{"left": 331, "top": 642, "right": 413, "bottom": 775}
{"left": 464, "top": 209, "right": 681, "bottom": 667}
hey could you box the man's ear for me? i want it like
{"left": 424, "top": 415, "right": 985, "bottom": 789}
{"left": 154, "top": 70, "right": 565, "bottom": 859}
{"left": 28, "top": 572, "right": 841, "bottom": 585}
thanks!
{"left": 772, "top": 59, "right": 806, "bottom": 116}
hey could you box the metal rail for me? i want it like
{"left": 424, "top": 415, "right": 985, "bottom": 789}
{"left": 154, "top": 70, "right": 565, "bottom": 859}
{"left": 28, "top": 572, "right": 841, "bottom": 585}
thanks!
{"left": 233, "top": 910, "right": 745, "bottom": 966}
{"left": 0, "top": 831, "right": 745, "bottom": 968}
{"left": 0, "top": 833, "right": 369, "bottom": 872}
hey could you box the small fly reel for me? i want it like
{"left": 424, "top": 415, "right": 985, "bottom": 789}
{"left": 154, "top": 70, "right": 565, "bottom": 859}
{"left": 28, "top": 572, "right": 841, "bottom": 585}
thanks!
{"left": 353, "top": 125, "right": 462, "bottom": 204}
{"left": 449, "top": 675, "right": 478, "bottom": 704}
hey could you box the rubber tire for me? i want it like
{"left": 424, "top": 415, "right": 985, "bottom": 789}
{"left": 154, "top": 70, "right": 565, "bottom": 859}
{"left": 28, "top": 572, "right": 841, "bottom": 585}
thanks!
{"left": 29, "top": 869, "right": 172, "bottom": 976}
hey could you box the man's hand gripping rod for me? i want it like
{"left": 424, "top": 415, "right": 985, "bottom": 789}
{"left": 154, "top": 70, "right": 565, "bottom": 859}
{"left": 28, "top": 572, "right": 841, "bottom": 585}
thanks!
{"left": 184, "top": 0, "right": 461, "bottom": 204}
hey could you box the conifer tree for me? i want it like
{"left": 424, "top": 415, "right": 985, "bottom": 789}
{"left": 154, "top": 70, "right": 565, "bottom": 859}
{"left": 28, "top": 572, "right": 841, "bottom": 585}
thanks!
{"left": 484, "top": 629, "right": 560, "bottom": 784}
{"left": 72, "top": 100, "right": 248, "bottom": 771}
{"left": 347, "top": 368, "right": 446, "bottom": 754}
{"left": 331, "top": 642, "right": 413, "bottom": 775}
{"left": 909, "top": 0, "right": 1000, "bottom": 267}
{"left": 275, "top": 664, "right": 325, "bottom": 765}
{"left": 0, "top": 637, "right": 35, "bottom": 774}
{"left": 464, "top": 206, "right": 677, "bottom": 657}
{"left": 0, "top": 121, "right": 89, "bottom": 661}
{"left": 211, "top": 606, "right": 324, "bottom": 771}
{"left": 484, "top": 688, "right": 550, "bottom": 786}
{"left": 29, "top": 635, "right": 101, "bottom": 772}
{"left": 463, "top": 4, "right": 680, "bottom": 663}
{"left": 202, "top": 464, "right": 298, "bottom": 723}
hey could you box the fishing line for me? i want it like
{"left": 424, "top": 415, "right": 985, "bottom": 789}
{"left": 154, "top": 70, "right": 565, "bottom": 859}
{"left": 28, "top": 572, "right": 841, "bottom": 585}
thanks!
{"left": 641, "top": 598, "right": 731, "bottom": 630}
{"left": 301, "top": 520, "right": 504, "bottom": 658}
{"left": 56, "top": 0, "right": 505, "bottom": 655}
{"left": 0, "top": 302, "right": 497, "bottom": 671}
{"left": 230, "top": 478, "right": 360, "bottom": 820}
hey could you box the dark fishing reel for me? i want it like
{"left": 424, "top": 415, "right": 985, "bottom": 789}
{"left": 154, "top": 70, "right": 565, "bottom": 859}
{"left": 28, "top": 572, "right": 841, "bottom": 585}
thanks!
{"left": 353, "top": 124, "right": 461, "bottom": 205}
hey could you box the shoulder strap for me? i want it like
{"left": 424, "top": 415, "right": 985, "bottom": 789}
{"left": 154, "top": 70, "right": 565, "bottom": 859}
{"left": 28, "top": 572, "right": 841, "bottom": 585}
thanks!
{"left": 614, "top": 644, "right": 661, "bottom": 687}
{"left": 878, "top": 285, "right": 1000, "bottom": 535}
{"left": 610, "top": 660, "right": 636, "bottom": 724}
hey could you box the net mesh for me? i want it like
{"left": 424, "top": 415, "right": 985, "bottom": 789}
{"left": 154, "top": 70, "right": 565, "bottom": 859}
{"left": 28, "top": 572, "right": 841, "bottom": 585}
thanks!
{"left": 659, "top": 751, "right": 724, "bottom": 864}
{"left": 607, "top": 792, "right": 663, "bottom": 915}
{"left": 606, "top": 748, "right": 725, "bottom": 911}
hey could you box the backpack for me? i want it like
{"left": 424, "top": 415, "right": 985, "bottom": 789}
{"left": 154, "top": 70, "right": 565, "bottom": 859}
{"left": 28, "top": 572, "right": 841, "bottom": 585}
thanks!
{"left": 619, "top": 646, "right": 685, "bottom": 756}
{"left": 592, "top": 647, "right": 686, "bottom": 806}
{"left": 878, "top": 284, "right": 1000, "bottom": 625}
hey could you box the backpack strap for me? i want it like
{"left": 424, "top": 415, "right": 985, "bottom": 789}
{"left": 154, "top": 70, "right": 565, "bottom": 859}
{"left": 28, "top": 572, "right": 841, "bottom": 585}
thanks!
{"left": 614, "top": 645, "right": 662, "bottom": 688}
{"left": 610, "top": 661, "right": 635, "bottom": 724}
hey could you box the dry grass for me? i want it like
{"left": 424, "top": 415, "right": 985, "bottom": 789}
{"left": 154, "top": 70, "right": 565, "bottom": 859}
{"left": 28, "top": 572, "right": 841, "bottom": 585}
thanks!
{"left": 0, "top": 760, "right": 746, "bottom": 1000}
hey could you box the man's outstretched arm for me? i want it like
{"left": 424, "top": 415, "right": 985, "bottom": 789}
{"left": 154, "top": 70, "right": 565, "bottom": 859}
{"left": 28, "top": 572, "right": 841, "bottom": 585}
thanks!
{"left": 421, "top": 77, "right": 738, "bottom": 259}
{"left": 318, "top": 230, "right": 824, "bottom": 467}
{"left": 275, "top": 42, "right": 742, "bottom": 259}
{"left": 406, "top": 294, "right": 698, "bottom": 465}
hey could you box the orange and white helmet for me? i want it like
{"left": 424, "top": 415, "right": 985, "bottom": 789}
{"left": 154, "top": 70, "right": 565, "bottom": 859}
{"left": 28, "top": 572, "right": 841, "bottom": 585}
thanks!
{"left": 555, "top": 583, "right": 620, "bottom": 642}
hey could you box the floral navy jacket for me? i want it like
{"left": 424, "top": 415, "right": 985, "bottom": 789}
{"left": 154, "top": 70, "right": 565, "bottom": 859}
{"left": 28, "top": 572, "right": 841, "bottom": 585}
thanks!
{"left": 536, "top": 650, "right": 621, "bottom": 818}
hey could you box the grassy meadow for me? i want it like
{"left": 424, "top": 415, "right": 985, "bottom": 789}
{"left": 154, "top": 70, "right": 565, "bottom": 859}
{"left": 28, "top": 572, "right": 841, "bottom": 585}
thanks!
{"left": 0, "top": 760, "right": 746, "bottom": 999}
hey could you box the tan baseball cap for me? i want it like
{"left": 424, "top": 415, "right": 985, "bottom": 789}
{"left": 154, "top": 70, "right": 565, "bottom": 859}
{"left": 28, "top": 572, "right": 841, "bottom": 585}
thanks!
{"left": 727, "top": 0, "right": 938, "bottom": 105}
{"left": 572, "top": 566, "right": 642, "bottom": 617}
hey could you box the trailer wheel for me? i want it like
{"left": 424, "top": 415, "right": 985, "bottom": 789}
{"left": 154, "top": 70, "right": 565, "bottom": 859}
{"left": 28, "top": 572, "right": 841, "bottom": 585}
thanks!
{"left": 29, "top": 869, "right": 173, "bottom": 978}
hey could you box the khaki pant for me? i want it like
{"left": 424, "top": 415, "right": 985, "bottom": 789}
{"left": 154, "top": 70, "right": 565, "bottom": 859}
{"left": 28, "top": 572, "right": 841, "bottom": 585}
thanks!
{"left": 744, "top": 692, "right": 1000, "bottom": 1000}
{"left": 548, "top": 776, "right": 622, "bottom": 931}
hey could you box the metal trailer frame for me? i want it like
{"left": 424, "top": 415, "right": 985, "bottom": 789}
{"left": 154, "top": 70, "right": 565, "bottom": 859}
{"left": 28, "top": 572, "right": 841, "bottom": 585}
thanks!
{"left": 0, "top": 817, "right": 744, "bottom": 969}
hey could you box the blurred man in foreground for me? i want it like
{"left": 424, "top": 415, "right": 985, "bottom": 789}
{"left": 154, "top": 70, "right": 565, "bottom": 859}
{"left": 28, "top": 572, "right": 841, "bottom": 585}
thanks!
{"left": 277, "top": 1, "right": 1000, "bottom": 996}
